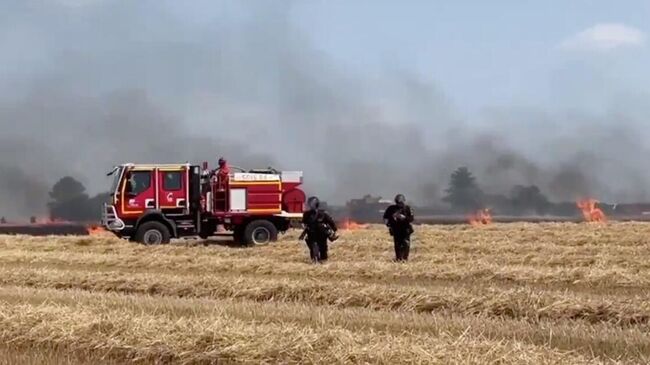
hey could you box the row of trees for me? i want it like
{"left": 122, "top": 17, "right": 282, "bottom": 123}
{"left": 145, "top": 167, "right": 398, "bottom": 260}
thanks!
{"left": 47, "top": 166, "right": 573, "bottom": 222}
{"left": 443, "top": 166, "right": 576, "bottom": 215}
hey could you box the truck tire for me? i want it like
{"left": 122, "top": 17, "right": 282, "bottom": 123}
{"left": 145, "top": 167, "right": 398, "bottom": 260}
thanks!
{"left": 135, "top": 221, "right": 171, "bottom": 245}
{"left": 243, "top": 220, "right": 278, "bottom": 246}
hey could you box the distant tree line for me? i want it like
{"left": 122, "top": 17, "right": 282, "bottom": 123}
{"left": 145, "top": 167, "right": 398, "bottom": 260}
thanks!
{"left": 47, "top": 166, "right": 583, "bottom": 222}
{"left": 443, "top": 166, "right": 579, "bottom": 216}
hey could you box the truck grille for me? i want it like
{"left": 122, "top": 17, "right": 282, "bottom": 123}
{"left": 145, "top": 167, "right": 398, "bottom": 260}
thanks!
{"left": 102, "top": 203, "right": 125, "bottom": 231}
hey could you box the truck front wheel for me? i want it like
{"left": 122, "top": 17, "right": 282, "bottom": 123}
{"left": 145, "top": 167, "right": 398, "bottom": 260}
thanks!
{"left": 135, "top": 221, "right": 171, "bottom": 245}
{"left": 243, "top": 220, "right": 278, "bottom": 246}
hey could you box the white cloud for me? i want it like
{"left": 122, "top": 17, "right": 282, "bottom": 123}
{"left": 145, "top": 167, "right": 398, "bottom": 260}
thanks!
{"left": 560, "top": 23, "right": 645, "bottom": 52}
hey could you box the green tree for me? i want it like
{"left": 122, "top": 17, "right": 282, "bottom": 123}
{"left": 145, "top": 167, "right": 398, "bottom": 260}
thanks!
{"left": 443, "top": 167, "right": 483, "bottom": 212}
{"left": 509, "top": 185, "right": 550, "bottom": 215}
{"left": 47, "top": 177, "right": 110, "bottom": 221}
{"left": 49, "top": 176, "right": 87, "bottom": 203}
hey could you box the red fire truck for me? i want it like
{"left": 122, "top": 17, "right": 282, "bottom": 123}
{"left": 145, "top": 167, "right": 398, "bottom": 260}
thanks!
{"left": 101, "top": 162, "right": 306, "bottom": 245}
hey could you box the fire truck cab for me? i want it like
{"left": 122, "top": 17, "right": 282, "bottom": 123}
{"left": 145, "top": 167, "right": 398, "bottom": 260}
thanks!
{"left": 102, "top": 162, "right": 305, "bottom": 245}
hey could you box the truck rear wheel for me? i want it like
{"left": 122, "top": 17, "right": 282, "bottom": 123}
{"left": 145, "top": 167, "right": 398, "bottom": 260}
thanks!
{"left": 135, "top": 221, "right": 171, "bottom": 245}
{"left": 243, "top": 220, "right": 278, "bottom": 246}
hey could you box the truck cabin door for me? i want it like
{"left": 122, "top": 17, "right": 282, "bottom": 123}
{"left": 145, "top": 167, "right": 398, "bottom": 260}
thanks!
{"left": 158, "top": 168, "right": 188, "bottom": 214}
{"left": 121, "top": 168, "right": 155, "bottom": 216}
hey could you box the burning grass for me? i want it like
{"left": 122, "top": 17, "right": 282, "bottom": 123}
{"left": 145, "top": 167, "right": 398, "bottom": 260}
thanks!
{"left": 577, "top": 198, "right": 607, "bottom": 223}
{"left": 468, "top": 208, "right": 493, "bottom": 226}
{"left": 0, "top": 223, "right": 650, "bottom": 363}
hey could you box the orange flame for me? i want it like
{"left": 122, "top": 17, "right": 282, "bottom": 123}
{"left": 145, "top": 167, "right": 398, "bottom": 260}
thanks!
{"left": 86, "top": 225, "right": 108, "bottom": 235}
{"left": 340, "top": 219, "right": 369, "bottom": 230}
{"left": 468, "top": 209, "right": 492, "bottom": 226}
{"left": 576, "top": 198, "right": 607, "bottom": 223}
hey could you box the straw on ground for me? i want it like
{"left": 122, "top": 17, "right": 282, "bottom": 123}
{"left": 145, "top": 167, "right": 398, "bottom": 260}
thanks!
{"left": 0, "top": 222, "right": 649, "bottom": 364}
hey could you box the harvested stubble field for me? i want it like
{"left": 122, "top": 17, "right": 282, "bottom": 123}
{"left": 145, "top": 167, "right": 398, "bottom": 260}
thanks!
{"left": 0, "top": 223, "right": 650, "bottom": 364}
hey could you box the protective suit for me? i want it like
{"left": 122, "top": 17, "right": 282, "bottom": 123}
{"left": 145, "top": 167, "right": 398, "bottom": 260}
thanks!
{"left": 383, "top": 194, "right": 414, "bottom": 261}
{"left": 301, "top": 196, "right": 338, "bottom": 263}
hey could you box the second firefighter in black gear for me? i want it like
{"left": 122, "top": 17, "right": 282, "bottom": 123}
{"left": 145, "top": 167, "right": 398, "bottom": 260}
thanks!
{"left": 301, "top": 196, "right": 338, "bottom": 263}
{"left": 383, "top": 194, "right": 414, "bottom": 261}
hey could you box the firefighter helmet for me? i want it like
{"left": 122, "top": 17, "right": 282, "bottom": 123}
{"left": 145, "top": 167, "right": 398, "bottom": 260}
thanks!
{"left": 394, "top": 194, "right": 406, "bottom": 206}
{"left": 307, "top": 196, "right": 320, "bottom": 210}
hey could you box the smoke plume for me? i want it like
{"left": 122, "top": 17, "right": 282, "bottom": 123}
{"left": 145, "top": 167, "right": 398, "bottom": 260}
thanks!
{"left": 0, "top": 1, "right": 649, "bottom": 218}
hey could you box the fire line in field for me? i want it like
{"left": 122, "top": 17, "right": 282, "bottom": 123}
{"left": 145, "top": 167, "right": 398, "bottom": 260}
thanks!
{"left": 340, "top": 219, "right": 369, "bottom": 230}
{"left": 87, "top": 225, "right": 108, "bottom": 236}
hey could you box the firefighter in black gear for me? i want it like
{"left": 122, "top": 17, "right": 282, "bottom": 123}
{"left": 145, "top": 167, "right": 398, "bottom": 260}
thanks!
{"left": 383, "top": 194, "right": 414, "bottom": 261}
{"left": 301, "top": 196, "right": 338, "bottom": 263}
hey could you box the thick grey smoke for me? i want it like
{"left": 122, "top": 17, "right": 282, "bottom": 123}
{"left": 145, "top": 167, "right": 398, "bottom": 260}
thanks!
{"left": 0, "top": 1, "right": 649, "bottom": 218}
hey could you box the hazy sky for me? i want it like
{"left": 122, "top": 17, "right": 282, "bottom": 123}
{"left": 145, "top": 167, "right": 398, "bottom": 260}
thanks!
{"left": 5, "top": 1, "right": 650, "bottom": 112}
{"left": 166, "top": 0, "right": 650, "bottom": 112}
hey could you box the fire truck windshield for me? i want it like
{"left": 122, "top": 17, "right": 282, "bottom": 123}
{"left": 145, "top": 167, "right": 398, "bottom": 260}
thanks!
{"left": 108, "top": 166, "right": 124, "bottom": 195}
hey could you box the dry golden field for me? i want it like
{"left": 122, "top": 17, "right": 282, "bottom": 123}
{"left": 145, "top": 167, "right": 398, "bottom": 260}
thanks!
{"left": 0, "top": 222, "right": 649, "bottom": 364}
